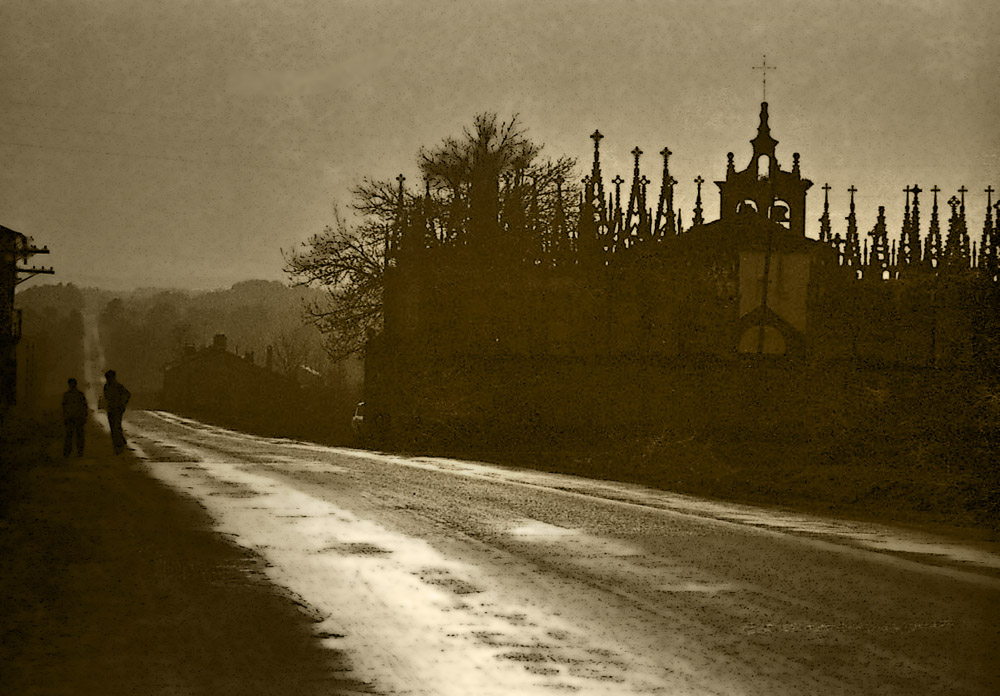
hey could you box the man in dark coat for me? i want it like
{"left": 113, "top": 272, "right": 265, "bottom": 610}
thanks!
{"left": 61, "top": 378, "right": 89, "bottom": 457}
{"left": 103, "top": 370, "right": 131, "bottom": 455}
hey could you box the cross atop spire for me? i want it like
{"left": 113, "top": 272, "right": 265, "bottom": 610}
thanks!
{"left": 396, "top": 174, "right": 406, "bottom": 206}
{"left": 631, "top": 146, "right": 643, "bottom": 160}
{"left": 590, "top": 130, "right": 604, "bottom": 168}
{"left": 752, "top": 55, "right": 776, "bottom": 102}
{"left": 693, "top": 175, "right": 705, "bottom": 227}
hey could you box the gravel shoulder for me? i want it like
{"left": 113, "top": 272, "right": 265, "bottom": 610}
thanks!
{"left": 0, "top": 416, "right": 374, "bottom": 696}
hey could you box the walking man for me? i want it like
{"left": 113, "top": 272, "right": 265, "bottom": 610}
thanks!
{"left": 103, "top": 370, "right": 131, "bottom": 454}
{"left": 61, "top": 378, "right": 88, "bottom": 457}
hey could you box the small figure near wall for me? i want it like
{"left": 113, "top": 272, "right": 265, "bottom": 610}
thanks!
{"left": 61, "top": 377, "right": 88, "bottom": 457}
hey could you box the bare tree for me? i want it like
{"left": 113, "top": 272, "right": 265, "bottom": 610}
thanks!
{"left": 284, "top": 113, "right": 579, "bottom": 359}
{"left": 284, "top": 210, "right": 386, "bottom": 360}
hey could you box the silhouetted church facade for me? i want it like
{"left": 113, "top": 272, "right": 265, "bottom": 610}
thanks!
{"left": 366, "top": 103, "right": 998, "bottom": 442}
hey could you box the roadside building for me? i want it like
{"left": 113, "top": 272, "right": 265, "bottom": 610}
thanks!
{"left": 162, "top": 334, "right": 301, "bottom": 432}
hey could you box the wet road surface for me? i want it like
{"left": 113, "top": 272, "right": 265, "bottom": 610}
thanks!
{"left": 128, "top": 409, "right": 1000, "bottom": 696}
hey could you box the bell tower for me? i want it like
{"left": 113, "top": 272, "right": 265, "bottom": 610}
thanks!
{"left": 716, "top": 99, "right": 813, "bottom": 235}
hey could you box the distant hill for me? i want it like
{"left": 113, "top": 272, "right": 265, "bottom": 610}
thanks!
{"left": 17, "top": 279, "right": 359, "bottom": 403}
{"left": 88, "top": 280, "right": 347, "bottom": 398}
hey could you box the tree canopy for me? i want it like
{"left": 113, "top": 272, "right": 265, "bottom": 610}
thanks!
{"left": 284, "top": 113, "right": 579, "bottom": 359}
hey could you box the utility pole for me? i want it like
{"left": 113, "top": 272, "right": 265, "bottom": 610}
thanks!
{"left": 1, "top": 225, "right": 54, "bottom": 410}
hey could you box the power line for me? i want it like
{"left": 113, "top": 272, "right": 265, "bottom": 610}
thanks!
{"left": 5, "top": 117, "right": 317, "bottom": 158}
{"left": 6, "top": 98, "right": 338, "bottom": 137}
{"left": 0, "top": 138, "right": 313, "bottom": 173}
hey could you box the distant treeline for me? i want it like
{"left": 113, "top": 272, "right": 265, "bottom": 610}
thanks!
{"left": 16, "top": 280, "right": 362, "bottom": 423}
{"left": 13, "top": 283, "right": 85, "bottom": 411}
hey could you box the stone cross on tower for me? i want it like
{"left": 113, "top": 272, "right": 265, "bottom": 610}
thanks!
{"left": 752, "top": 55, "right": 776, "bottom": 102}
{"left": 612, "top": 175, "right": 624, "bottom": 216}
{"left": 395, "top": 174, "right": 406, "bottom": 211}
{"left": 693, "top": 175, "right": 705, "bottom": 227}
{"left": 590, "top": 130, "right": 604, "bottom": 169}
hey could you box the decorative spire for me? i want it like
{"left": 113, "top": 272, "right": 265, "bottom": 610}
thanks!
{"left": 589, "top": 130, "right": 606, "bottom": 225}
{"left": 832, "top": 231, "right": 845, "bottom": 266}
{"left": 751, "top": 102, "right": 778, "bottom": 159}
{"left": 899, "top": 185, "right": 916, "bottom": 267}
{"left": 868, "top": 205, "right": 889, "bottom": 278}
{"left": 693, "top": 175, "right": 705, "bottom": 227}
{"left": 638, "top": 175, "right": 651, "bottom": 243}
{"left": 577, "top": 174, "right": 596, "bottom": 260}
{"left": 625, "top": 146, "right": 644, "bottom": 240}
{"left": 396, "top": 173, "right": 406, "bottom": 205}
{"left": 819, "top": 182, "right": 832, "bottom": 243}
{"left": 910, "top": 184, "right": 923, "bottom": 264}
{"left": 655, "top": 147, "right": 676, "bottom": 236}
{"left": 980, "top": 186, "right": 997, "bottom": 280}
{"left": 924, "top": 185, "right": 943, "bottom": 269}
{"left": 612, "top": 174, "right": 625, "bottom": 240}
{"left": 389, "top": 173, "right": 406, "bottom": 263}
{"left": 844, "top": 185, "right": 862, "bottom": 271}
{"left": 944, "top": 195, "right": 968, "bottom": 270}
{"left": 958, "top": 185, "right": 971, "bottom": 262}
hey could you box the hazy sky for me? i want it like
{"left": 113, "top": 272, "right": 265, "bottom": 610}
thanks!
{"left": 3, "top": 0, "right": 998, "bottom": 291}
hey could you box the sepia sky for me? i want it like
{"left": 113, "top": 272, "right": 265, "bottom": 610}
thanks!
{"left": 3, "top": 0, "right": 998, "bottom": 291}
